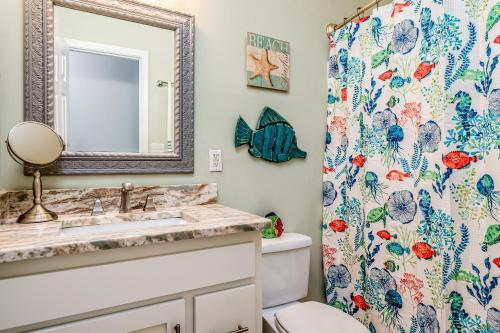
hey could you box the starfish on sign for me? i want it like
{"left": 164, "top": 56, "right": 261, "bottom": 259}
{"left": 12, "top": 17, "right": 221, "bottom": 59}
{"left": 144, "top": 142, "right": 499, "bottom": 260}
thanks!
{"left": 249, "top": 49, "right": 279, "bottom": 87}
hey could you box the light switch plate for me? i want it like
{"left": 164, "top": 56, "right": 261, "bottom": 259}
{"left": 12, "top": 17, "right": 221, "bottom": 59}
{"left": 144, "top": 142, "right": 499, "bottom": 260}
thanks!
{"left": 209, "top": 149, "right": 223, "bottom": 172}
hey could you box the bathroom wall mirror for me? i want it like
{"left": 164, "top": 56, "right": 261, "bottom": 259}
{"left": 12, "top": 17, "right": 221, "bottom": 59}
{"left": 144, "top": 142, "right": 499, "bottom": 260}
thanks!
{"left": 24, "top": 0, "right": 194, "bottom": 174}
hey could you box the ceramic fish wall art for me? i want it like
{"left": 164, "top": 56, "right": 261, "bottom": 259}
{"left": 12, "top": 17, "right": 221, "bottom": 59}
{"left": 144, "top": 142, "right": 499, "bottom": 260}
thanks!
{"left": 235, "top": 107, "right": 306, "bottom": 163}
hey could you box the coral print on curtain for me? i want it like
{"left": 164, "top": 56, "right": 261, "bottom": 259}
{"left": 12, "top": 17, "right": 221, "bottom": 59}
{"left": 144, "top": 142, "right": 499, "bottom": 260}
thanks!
{"left": 323, "top": 0, "right": 500, "bottom": 332}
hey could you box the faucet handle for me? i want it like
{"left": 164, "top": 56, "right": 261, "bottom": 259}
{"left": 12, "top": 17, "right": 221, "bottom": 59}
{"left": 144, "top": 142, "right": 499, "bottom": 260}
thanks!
{"left": 142, "top": 195, "right": 156, "bottom": 212}
{"left": 122, "top": 182, "right": 134, "bottom": 191}
{"left": 91, "top": 198, "right": 105, "bottom": 216}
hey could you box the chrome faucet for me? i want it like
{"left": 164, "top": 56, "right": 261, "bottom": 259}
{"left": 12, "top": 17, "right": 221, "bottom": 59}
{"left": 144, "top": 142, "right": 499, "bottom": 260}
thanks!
{"left": 119, "top": 182, "right": 134, "bottom": 213}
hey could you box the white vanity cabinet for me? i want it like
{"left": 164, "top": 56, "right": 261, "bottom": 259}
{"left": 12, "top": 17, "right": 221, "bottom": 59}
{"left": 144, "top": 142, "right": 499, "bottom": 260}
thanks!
{"left": 0, "top": 232, "right": 262, "bottom": 333}
{"left": 37, "top": 300, "right": 185, "bottom": 333}
{"left": 195, "top": 285, "right": 256, "bottom": 333}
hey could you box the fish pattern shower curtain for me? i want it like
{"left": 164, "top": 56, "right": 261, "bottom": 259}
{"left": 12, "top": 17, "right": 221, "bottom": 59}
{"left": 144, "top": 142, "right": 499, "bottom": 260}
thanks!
{"left": 322, "top": 0, "right": 499, "bottom": 332}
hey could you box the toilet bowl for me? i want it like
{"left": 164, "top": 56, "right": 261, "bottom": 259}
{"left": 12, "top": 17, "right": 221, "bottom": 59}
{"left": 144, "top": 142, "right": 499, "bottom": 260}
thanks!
{"left": 273, "top": 301, "right": 369, "bottom": 333}
{"left": 261, "top": 233, "right": 369, "bottom": 333}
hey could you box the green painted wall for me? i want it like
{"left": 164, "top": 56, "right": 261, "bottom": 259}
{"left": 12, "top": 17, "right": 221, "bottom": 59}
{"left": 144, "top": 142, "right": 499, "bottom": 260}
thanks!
{"left": 0, "top": 0, "right": 367, "bottom": 302}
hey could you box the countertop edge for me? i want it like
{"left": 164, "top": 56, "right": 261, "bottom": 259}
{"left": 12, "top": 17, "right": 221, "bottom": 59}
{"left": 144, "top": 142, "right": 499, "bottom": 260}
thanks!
{"left": 0, "top": 205, "right": 271, "bottom": 264}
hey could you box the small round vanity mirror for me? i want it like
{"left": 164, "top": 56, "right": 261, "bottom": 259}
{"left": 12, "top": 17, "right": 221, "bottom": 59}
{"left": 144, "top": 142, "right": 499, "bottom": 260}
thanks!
{"left": 6, "top": 122, "right": 65, "bottom": 223}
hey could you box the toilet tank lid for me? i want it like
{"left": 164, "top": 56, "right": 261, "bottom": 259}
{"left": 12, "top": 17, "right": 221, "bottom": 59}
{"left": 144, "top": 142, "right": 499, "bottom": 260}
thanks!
{"left": 262, "top": 233, "right": 312, "bottom": 254}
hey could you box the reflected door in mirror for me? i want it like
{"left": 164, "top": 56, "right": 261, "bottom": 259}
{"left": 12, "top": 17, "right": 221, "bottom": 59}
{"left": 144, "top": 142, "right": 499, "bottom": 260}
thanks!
{"left": 53, "top": 6, "right": 176, "bottom": 154}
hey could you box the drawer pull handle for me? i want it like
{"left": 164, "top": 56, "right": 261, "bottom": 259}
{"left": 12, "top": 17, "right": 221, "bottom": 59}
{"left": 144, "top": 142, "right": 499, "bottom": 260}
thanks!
{"left": 174, "top": 324, "right": 181, "bottom": 333}
{"left": 228, "top": 325, "right": 249, "bottom": 333}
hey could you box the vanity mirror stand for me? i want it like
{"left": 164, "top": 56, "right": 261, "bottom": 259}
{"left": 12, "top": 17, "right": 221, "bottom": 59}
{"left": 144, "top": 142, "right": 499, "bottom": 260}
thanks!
{"left": 5, "top": 122, "right": 65, "bottom": 223}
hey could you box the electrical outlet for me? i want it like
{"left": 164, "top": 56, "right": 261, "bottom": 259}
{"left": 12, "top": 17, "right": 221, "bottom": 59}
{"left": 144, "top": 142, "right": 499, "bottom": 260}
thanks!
{"left": 209, "top": 149, "right": 223, "bottom": 172}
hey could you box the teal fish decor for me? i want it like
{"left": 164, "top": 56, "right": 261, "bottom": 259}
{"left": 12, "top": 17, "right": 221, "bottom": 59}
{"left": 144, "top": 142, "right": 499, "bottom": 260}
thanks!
{"left": 390, "top": 76, "right": 411, "bottom": 89}
{"left": 386, "top": 242, "right": 410, "bottom": 256}
{"left": 235, "top": 107, "right": 307, "bottom": 163}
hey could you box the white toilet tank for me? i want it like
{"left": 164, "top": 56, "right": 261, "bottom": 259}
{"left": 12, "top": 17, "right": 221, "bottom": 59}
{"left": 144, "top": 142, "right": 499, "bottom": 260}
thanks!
{"left": 261, "top": 233, "right": 312, "bottom": 309}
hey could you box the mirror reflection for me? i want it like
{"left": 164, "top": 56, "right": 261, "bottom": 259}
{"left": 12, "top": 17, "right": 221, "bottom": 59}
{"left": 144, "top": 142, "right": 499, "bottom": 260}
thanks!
{"left": 53, "top": 6, "right": 176, "bottom": 154}
{"left": 7, "top": 122, "right": 64, "bottom": 166}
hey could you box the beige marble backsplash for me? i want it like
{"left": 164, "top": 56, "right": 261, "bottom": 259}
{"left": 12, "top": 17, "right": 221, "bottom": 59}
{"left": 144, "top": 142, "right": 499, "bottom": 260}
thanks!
{"left": 0, "top": 183, "right": 217, "bottom": 224}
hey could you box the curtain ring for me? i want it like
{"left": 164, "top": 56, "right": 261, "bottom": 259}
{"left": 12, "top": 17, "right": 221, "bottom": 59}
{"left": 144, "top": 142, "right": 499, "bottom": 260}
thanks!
{"left": 376, "top": 0, "right": 379, "bottom": 10}
{"left": 326, "top": 23, "right": 337, "bottom": 38}
{"left": 357, "top": 7, "right": 362, "bottom": 19}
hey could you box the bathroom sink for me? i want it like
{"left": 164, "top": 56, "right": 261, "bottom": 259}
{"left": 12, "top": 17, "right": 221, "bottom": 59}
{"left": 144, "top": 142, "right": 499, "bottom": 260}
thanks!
{"left": 61, "top": 218, "right": 188, "bottom": 236}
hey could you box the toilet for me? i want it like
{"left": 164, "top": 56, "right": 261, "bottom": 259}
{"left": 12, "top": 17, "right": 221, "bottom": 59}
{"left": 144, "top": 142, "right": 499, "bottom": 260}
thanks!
{"left": 262, "top": 233, "right": 369, "bottom": 333}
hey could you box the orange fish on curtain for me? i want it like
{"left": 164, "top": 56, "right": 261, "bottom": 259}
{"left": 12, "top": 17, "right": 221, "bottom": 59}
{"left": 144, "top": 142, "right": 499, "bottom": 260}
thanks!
{"left": 414, "top": 62, "right": 436, "bottom": 80}
{"left": 379, "top": 69, "right": 396, "bottom": 81}
{"left": 391, "top": 1, "right": 410, "bottom": 17}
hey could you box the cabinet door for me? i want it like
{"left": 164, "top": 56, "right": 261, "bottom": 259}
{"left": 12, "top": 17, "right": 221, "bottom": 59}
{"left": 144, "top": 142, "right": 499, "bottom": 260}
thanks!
{"left": 194, "top": 285, "right": 256, "bottom": 333}
{"left": 37, "top": 299, "right": 185, "bottom": 333}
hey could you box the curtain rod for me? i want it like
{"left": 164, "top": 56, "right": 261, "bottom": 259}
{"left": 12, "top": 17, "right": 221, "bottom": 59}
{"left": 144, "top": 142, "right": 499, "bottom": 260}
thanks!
{"left": 326, "top": 0, "right": 381, "bottom": 38}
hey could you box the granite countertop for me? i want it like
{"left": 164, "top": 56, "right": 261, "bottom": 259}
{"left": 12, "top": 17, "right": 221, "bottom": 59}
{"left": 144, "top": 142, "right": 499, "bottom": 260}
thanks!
{"left": 0, "top": 204, "right": 270, "bottom": 264}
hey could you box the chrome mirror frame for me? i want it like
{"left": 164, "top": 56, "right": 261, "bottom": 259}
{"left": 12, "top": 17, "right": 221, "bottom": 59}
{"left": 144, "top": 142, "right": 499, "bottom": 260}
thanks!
{"left": 24, "top": 0, "right": 194, "bottom": 174}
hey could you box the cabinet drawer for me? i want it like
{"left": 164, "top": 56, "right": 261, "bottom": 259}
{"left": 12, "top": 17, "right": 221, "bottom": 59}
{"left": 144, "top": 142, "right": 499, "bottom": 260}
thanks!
{"left": 195, "top": 285, "right": 256, "bottom": 333}
{"left": 37, "top": 299, "right": 185, "bottom": 333}
{"left": 0, "top": 242, "right": 255, "bottom": 331}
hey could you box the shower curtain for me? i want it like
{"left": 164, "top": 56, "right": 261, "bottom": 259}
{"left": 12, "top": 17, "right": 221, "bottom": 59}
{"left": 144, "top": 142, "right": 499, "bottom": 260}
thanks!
{"left": 322, "top": 1, "right": 499, "bottom": 332}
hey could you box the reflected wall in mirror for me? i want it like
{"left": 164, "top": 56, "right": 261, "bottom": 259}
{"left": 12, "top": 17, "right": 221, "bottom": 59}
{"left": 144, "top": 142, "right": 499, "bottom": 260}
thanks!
{"left": 24, "top": 0, "right": 194, "bottom": 174}
{"left": 54, "top": 6, "right": 176, "bottom": 154}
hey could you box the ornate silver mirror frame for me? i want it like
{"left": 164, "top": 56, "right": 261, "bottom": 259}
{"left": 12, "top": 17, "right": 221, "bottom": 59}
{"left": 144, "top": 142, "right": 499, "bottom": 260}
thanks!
{"left": 24, "top": 0, "right": 194, "bottom": 174}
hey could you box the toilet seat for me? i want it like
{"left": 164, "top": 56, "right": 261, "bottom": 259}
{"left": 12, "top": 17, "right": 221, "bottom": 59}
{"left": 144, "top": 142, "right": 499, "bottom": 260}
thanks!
{"left": 274, "top": 301, "right": 369, "bottom": 333}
